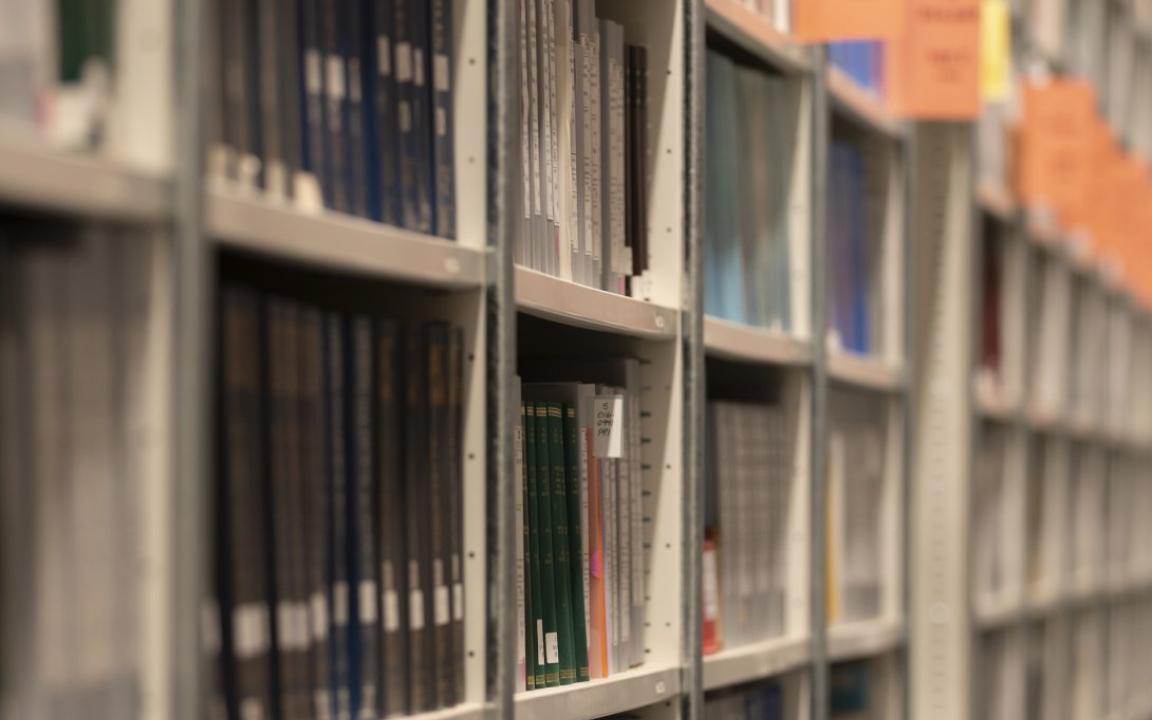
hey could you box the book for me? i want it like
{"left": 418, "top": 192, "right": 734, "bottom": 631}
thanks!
{"left": 430, "top": 0, "right": 457, "bottom": 238}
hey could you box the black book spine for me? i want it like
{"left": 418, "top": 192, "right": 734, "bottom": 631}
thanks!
{"left": 325, "top": 314, "right": 351, "bottom": 720}
{"left": 256, "top": 0, "right": 283, "bottom": 194}
{"left": 409, "top": 0, "right": 435, "bottom": 233}
{"left": 243, "top": 0, "right": 265, "bottom": 188}
{"left": 348, "top": 315, "right": 380, "bottom": 718}
{"left": 221, "top": 287, "right": 274, "bottom": 720}
{"left": 300, "top": 0, "right": 326, "bottom": 185}
{"left": 343, "top": 0, "right": 369, "bottom": 218}
{"left": 447, "top": 326, "right": 466, "bottom": 703}
{"left": 321, "top": 0, "right": 349, "bottom": 212}
{"left": 279, "top": 0, "right": 303, "bottom": 196}
{"left": 299, "top": 308, "right": 332, "bottom": 719}
{"left": 429, "top": 0, "right": 456, "bottom": 239}
{"left": 377, "top": 319, "right": 408, "bottom": 717}
{"left": 427, "top": 323, "right": 452, "bottom": 706}
{"left": 374, "top": 0, "right": 400, "bottom": 226}
{"left": 404, "top": 323, "right": 434, "bottom": 712}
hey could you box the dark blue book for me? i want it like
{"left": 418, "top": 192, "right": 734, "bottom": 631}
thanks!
{"left": 324, "top": 314, "right": 351, "bottom": 720}
{"left": 393, "top": 0, "right": 420, "bottom": 231}
{"left": 299, "top": 0, "right": 326, "bottom": 191}
{"left": 359, "top": 0, "right": 383, "bottom": 222}
{"left": 373, "top": 0, "right": 400, "bottom": 226}
{"left": 429, "top": 0, "right": 456, "bottom": 239}
{"left": 320, "top": 0, "right": 349, "bottom": 212}
{"left": 745, "top": 682, "right": 784, "bottom": 720}
{"left": 343, "top": 0, "right": 370, "bottom": 218}
{"left": 346, "top": 315, "right": 380, "bottom": 718}
{"left": 409, "top": 0, "right": 435, "bottom": 233}
{"left": 278, "top": 0, "right": 303, "bottom": 197}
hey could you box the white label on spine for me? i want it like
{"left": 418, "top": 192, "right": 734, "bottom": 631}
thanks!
{"left": 326, "top": 55, "right": 346, "bottom": 99}
{"left": 413, "top": 49, "right": 425, "bottom": 86}
{"left": 306, "top": 50, "right": 322, "bottom": 94}
{"left": 453, "top": 583, "right": 464, "bottom": 621}
{"left": 435, "top": 586, "right": 450, "bottom": 626}
{"left": 702, "top": 547, "right": 719, "bottom": 619}
{"left": 378, "top": 37, "right": 391, "bottom": 75}
{"left": 383, "top": 590, "right": 400, "bottom": 632}
{"left": 536, "top": 619, "right": 545, "bottom": 664}
{"left": 545, "top": 632, "right": 560, "bottom": 664}
{"left": 395, "top": 42, "right": 413, "bottom": 82}
{"left": 333, "top": 582, "right": 349, "bottom": 625}
{"left": 239, "top": 698, "right": 264, "bottom": 720}
{"left": 277, "top": 602, "right": 296, "bottom": 649}
{"left": 359, "top": 581, "right": 378, "bottom": 624}
{"left": 310, "top": 592, "right": 328, "bottom": 640}
{"left": 233, "top": 604, "right": 269, "bottom": 658}
{"left": 410, "top": 590, "right": 425, "bottom": 630}
{"left": 314, "top": 690, "right": 331, "bottom": 720}
{"left": 593, "top": 396, "right": 625, "bottom": 458}
{"left": 434, "top": 54, "right": 450, "bottom": 91}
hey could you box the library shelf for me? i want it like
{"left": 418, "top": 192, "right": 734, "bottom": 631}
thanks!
{"left": 0, "top": 140, "right": 170, "bottom": 221}
{"left": 973, "top": 377, "right": 1021, "bottom": 421}
{"left": 827, "top": 349, "right": 904, "bottom": 392}
{"left": 704, "top": 316, "right": 812, "bottom": 365}
{"left": 976, "top": 177, "right": 1016, "bottom": 223}
{"left": 514, "top": 266, "right": 679, "bottom": 339}
{"left": 826, "top": 618, "right": 904, "bottom": 662}
{"left": 826, "top": 66, "right": 905, "bottom": 139}
{"left": 704, "top": 0, "right": 812, "bottom": 74}
{"left": 1067, "top": 412, "right": 1105, "bottom": 443}
{"left": 973, "top": 592, "right": 1024, "bottom": 630}
{"left": 1021, "top": 589, "right": 1064, "bottom": 620}
{"left": 403, "top": 703, "right": 488, "bottom": 720}
{"left": 1025, "top": 403, "right": 1066, "bottom": 433}
{"left": 702, "top": 634, "right": 811, "bottom": 691}
{"left": 1023, "top": 205, "right": 1063, "bottom": 247}
{"left": 208, "top": 191, "right": 486, "bottom": 289}
{"left": 514, "top": 665, "right": 682, "bottom": 720}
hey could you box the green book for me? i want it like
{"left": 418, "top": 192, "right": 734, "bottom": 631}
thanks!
{"left": 521, "top": 402, "right": 536, "bottom": 691}
{"left": 563, "top": 405, "right": 591, "bottom": 682}
{"left": 533, "top": 402, "right": 560, "bottom": 687}
{"left": 547, "top": 403, "right": 576, "bottom": 685}
{"left": 526, "top": 403, "right": 546, "bottom": 689}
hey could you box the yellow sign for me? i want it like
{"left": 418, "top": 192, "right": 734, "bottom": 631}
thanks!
{"left": 981, "top": 0, "right": 1011, "bottom": 102}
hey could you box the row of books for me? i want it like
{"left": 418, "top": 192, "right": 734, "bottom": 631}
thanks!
{"left": 828, "top": 138, "right": 876, "bottom": 355}
{"left": 511, "top": 0, "right": 652, "bottom": 296}
{"left": 826, "top": 389, "right": 885, "bottom": 624}
{"left": 973, "top": 422, "right": 1011, "bottom": 602}
{"left": 703, "top": 680, "right": 784, "bottom": 720}
{"left": 208, "top": 0, "right": 457, "bottom": 238}
{"left": 513, "top": 364, "right": 647, "bottom": 692}
{"left": 702, "top": 400, "right": 793, "bottom": 654}
{"left": 212, "top": 286, "right": 467, "bottom": 719}
{"left": 704, "top": 46, "right": 795, "bottom": 331}
{"left": 0, "top": 221, "right": 154, "bottom": 718}
{"left": 0, "top": 0, "right": 117, "bottom": 149}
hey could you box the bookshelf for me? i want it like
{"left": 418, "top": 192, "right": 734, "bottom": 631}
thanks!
{"left": 4, "top": 1, "right": 1152, "bottom": 720}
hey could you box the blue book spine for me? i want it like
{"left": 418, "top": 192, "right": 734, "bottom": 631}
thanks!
{"left": 429, "top": 0, "right": 456, "bottom": 239}
{"left": 344, "top": 0, "right": 369, "bottom": 218}
{"left": 409, "top": 0, "right": 435, "bottom": 234}
{"left": 321, "top": 0, "right": 349, "bottom": 212}
{"left": 851, "top": 150, "right": 871, "bottom": 353}
{"left": 373, "top": 0, "right": 400, "bottom": 226}
{"left": 393, "top": 0, "right": 419, "bottom": 230}
{"left": 300, "top": 0, "right": 326, "bottom": 183}
{"left": 325, "top": 315, "right": 350, "bottom": 719}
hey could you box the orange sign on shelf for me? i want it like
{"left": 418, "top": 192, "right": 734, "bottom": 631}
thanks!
{"left": 1017, "top": 79, "right": 1097, "bottom": 218}
{"left": 885, "top": 0, "right": 981, "bottom": 118}
{"left": 794, "top": 0, "right": 905, "bottom": 42}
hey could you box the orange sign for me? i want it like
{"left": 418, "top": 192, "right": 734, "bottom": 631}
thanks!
{"left": 1017, "top": 80, "right": 1096, "bottom": 218}
{"left": 794, "top": 0, "right": 905, "bottom": 42}
{"left": 885, "top": 0, "right": 981, "bottom": 118}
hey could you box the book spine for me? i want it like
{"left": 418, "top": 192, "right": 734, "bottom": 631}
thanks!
{"left": 702, "top": 538, "right": 721, "bottom": 655}
{"left": 429, "top": 0, "right": 457, "bottom": 239}
{"left": 447, "top": 327, "right": 466, "bottom": 702}
{"left": 320, "top": 0, "right": 348, "bottom": 212}
{"left": 533, "top": 401, "right": 560, "bottom": 687}
{"left": 241, "top": 0, "right": 265, "bottom": 189}
{"left": 628, "top": 366, "right": 644, "bottom": 667}
{"left": 404, "top": 324, "right": 434, "bottom": 712}
{"left": 410, "top": 0, "right": 435, "bottom": 233}
{"left": 585, "top": 392, "right": 607, "bottom": 678}
{"left": 221, "top": 287, "right": 275, "bottom": 720}
{"left": 325, "top": 315, "right": 351, "bottom": 720}
{"left": 299, "top": 308, "right": 333, "bottom": 720}
{"left": 375, "top": 320, "right": 408, "bottom": 717}
{"left": 514, "top": 395, "right": 528, "bottom": 693}
{"left": 256, "top": 0, "right": 284, "bottom": 196}
{"left": 343, "top": 0, "right": 368, "bottom": 218}
{"left": 427, "top": 324, "right": 453, "bottom": 707}
{"left": 563, "top": 405, "right": 590, "bottom": 681}
{"left": 301, "top": 0, "right": 327, "bottom": 194}
{"left": 279, "top": 0, "right": 303, "bottom": 196}
{"left": 525, "top": 403, "right": 545, "bottom": 689}
{"left": 548, "top": 403, "right": 576, "bottom": 685}
{"left": 348, "top": 316, "right": 379, "bottom": 718}
{"left": 374, "top": 0, "right": 400, "bottom": 226}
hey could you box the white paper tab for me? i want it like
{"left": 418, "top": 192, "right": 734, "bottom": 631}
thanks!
{"left": 545, "top": 631, "right": 560, "bottom": 664}
{"left": 383, "top": 590, "right": 400, "bottom": 633}
{"left": 434, "top": 585, "right": 450, "bottom": 626}
{"left": 593, "top": 395, "right": 625, "bottom": 458}
{"left": 359, "top": 581, "right": 378, "bottom": 624}
{"left": 410, "top": 590, "right": 425, "bottom": 630}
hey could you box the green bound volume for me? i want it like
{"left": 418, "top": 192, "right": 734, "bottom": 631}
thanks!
{"left": 522, "top": 402, "right": 536, "bottom": 691}
{"left": 563, "top": 405, "right": 591, "bottom": 682}
{"left": 526, "top": 404, "right": 547, "bottom": 689}
{"left": 533, "top": 403, "right": 560, "bottom": 687}
{"left": 547, "top": 403, "right": 577, "bottom": 685}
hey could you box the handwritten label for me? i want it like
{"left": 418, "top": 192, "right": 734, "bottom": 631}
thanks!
{"left": 593, "top": 395, "right": 625, "bottom": 458}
